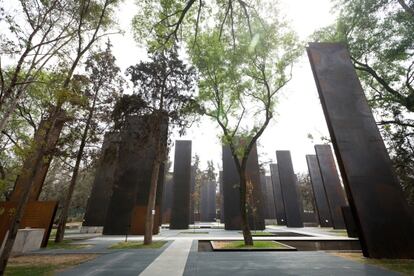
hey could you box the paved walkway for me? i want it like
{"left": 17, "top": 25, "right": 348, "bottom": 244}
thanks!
{"left": 139, "top": 239, "right": 193, "bottom": 276}
{"left": 53, "top": 226, "right": 398, "bottom": 275}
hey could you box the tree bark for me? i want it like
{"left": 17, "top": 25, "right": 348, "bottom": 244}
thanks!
{"left": 239, "top": 164, "right": 253, "bottom": 246}
{"left": 143, "top": 114, "right": 163, "bottom": 245}
{"left": 0, "top": 113, "right": 58, "bottom": 274}
{"left": 55, "top": 91, "right": 98, "bottom": 243}
{"left": 143, "top": 158, "right": 161, "bottom": 245}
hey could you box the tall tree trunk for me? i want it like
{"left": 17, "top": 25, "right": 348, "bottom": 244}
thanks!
{"left": 239, "top": 168, "right": 253, "bottom": 246}
{"left": 143, "top": 158, "right": 161, "bottom": 245}
{"left": 0, "top": 113, "right": 58, "bottom": 274}
{"left": 143, "top": 114, "right": 163, "bottom": 245}
{"left": 55, "top": 93, "right": 97, "bottom": 243}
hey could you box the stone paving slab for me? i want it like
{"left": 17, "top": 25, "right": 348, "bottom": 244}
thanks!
{"left": 57, "top": 242, "right": 171, "bottom": 276}
{"left": 183, "top": 241, "right": 397, "bottom": 276}
{"left": 139, "top": 239, "right": 193, "bottom": 276}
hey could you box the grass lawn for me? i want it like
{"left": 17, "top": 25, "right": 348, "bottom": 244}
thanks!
{"left": 212, "top": 240, "right": 292, "bottom": 250}
{"left": 46, "top": 239, "right": 90, "bottom": 249}
{"left": 328, "top": 229, "right": 349, "bottom": 237}
{"left": 251, "top": 231, "right": 275, "bottom": 236}
{"left": 5, "top": 254, "right": 97, "bottom": 276}
{"left": 109, "top": 241, "right": 167, "bottom": 249}
{"left": 332, "top": 253, "right": 414, "bottom": 276}
{"left": 237, "top": 231, "right": 275, "bottom": 236}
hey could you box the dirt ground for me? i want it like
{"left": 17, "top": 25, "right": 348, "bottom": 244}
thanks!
{"left": 9, "top": 254, "right": 98, "bottom": 266}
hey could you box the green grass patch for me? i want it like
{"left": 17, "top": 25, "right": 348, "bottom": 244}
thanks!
{"left": 109, "top": 241, "right": 167, "bottom": 249}
{"left": 5, "top": 265, "right": 56, "bottom": 276}
{"left": 46, "top": 239, "right": 89, "bottom": 249}
{"left": 213, "top": 240, "right": 291, "bottom": 250}
{"left": 333, "top": 253, "right": 414, "bottom": 276}
{"left": 251, "top": 231, "right": 275, "bottom": 236}
{"left": 5, "top": 254, "right": 97, "bottom": 276}
{"left": 328, "top": 229, "right": 348, "bottom": 237}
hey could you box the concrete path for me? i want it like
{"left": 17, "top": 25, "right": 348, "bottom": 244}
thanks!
{"left": 184, "top": 241, "right": 398, "bottom": 276}
{"left": 139, "top": 239, "right": 193, "bottom": 276}
{"left": 58, "top": 243, "right": 170, "bottom": 276}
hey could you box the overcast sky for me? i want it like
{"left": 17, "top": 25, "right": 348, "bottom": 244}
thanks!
{"left": 110, "top": 0, "right": 337, "bottom": 174}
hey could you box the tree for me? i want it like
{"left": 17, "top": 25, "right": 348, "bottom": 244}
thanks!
{"left": 133, "top": 0, "right": 262, "bottom": 49}
{"left": 55, "top": 41, "right": 123, "bottom": 243}
{"left": 0, "top": 0, "right": 120, "bottom": 272}
{"left": 119, "top": 47, "right": 197, "bottom": 245}
{"left": 188, "top": 6, "right": 301, "bottom": 245}
{"left": 313, "top": 0, "right": 414, "bottom": 203}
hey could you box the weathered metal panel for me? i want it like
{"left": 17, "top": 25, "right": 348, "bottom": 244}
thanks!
{"left": 276, "top": 151, "right": 303, "bottom": 227}
{"left": 189, "top": 166, "right": 196, "bottom": 224}
{"left": 83, "top": 133, "right": 120, "bottom": 226}
{"left": 10, "top": 110, "right": 66, "bottom": 201}
{"left": 219, "top": 171, "right": 224, "bottom": 222}
{"left": 222, "top": 145, "right": 242, "bottom": 229}
{"left": 342, "top": 206, "right": 358, "bottom": 238}
{"left": 222, "top": 144, "right": 265, "bottom": 230}
{"left": 200, "top": 179, "right": 216, "bottom": 222}
{"left": 306, "top": 155, "right": 332, "bottom": 227}
{"left": 170, "top": 140, "right": 192, "bottom": 229}
{"left": 0, "top": 201, "right": 57, "bottom": 247}
{"left": 269, "top": 164, "right": 287, "bottom": 225}
{"left": 161, "top": 173, "right": 173, "bottom": 224}
{"left": 103, "top": 115, "right": 167, "bottom": 235}
{"left": 307, "top": 42, "right": 414, "bottom": 258}
{"left": 314, "top": 145, "right": 347, "bottom": 229}
{"left": 265, "top": 176, "right": 277, "bottom": 220}
{"left": 245, "top": 145, "right": 265, "bottom": 230}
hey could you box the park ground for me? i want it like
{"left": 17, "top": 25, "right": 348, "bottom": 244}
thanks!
{"left": 5, "top": 223, "right": 414, "bottom": 276}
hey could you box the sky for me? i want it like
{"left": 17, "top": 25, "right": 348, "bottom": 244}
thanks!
{"left": 110, "top": 0, "right": 337, "bottom": 174}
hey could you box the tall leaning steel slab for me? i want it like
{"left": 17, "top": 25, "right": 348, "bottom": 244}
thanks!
{"left": 83, "top": 132, "right": 120, "bottom": 227}
{"left": 276, "top": 151, "right": 303, "bottom": 227}
{"left": 222, "top": 146, "right": 242, "bottom": 229}
{"left": 169, "top": 140, "right": 192, "bottom": 229}
{"left": 315, "top": 145, "right": 346, "bottom": 229}
{"left": 306, "top": 155, "right": 332, "bottom": 227}
{"left": 307, "top": 42, "right": 414, "bottom": 258}
{"left": 269, "top": 164, "right": 286, "bottom": 225}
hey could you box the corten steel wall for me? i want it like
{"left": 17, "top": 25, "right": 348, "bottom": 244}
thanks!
{"left": 10, "top": 110, "right": 66, "bottom": 201}
{"left": 170, "top": 140, "right": 192, "bottom": 229}
{"left": 83, "top": 133, "right": 120, "bottom": 226}
{"left": 189, "top": 166, "right": 196, "bottom": 224}
{"left": 222, "top": 145, "right": 242, "bottom": 229}
{"left": 276, "top": 151, "right": 303, "bottom": 227}
{"left": 0, "top": 201, "right": 57, "bottom": 247}
{"left": 265, "top": 176, "right": 277, "bottom": 220}
{"left": 260, "top": 174, "right": 269, "bottom": 219}
{"left": 161, "top": 173, "right": 173, "bottom": 224}
{"left": 269, "top": 164, "right": 287, "bottom": 225}
{"left": 219, "top": 171, "right": 224, "bottom": 222}
{"left": 103, "top": 115, "right": 167, "bottom": 235}
{"left": 222, "top": 144, "right": 265, "bottom": 230}
{"left": 306, "top": 155, "right": 332, "bottom": 227}
{"left": 342, "top": 206, "right": 358, "bottom": 238}
{"left": 208, "top": 181, "right": 217, "bottom": 221}
{"left": 315, "top": 144, "right": 347, "bottom": 229}
{"left": 200, "top": 179, "right": 209, "bottom": 221}
{"left": 200, "top": 180, "right": 216, "bottom": 221}
{"left": 307, "top": 42, "right": 414, "bottom": 258}
{"left": 245, "top": 145, "right": 265, "bottom": 230}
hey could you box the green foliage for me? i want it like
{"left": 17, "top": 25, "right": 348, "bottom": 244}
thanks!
{"left": 189, "top": 7, "right": 301, "bottom": 160}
